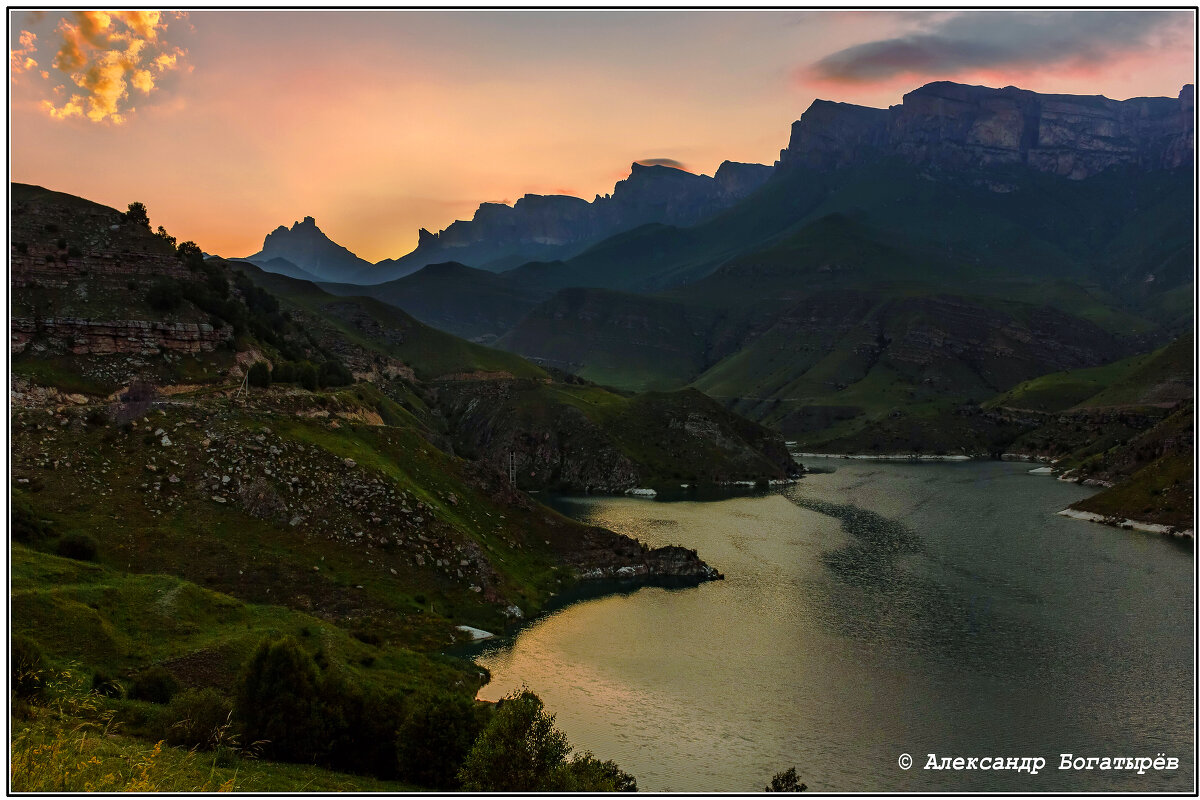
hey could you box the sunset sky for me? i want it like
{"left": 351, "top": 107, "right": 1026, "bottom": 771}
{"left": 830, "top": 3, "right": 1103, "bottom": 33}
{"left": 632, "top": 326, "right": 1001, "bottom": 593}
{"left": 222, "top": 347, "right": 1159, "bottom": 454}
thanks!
{"left": 8, "top": 9, "right": 1196, "bottom": 263}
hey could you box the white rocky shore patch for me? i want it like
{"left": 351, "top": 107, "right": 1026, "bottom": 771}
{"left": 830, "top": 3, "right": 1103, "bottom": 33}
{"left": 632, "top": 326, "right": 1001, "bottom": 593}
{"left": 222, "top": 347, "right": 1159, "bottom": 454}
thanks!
{"left": 625, "top": 488, "right": 657, "bottom": 498}
{"left": 454, "top": 625, "right": 496, "bottom": 641}
{"left": 789, "top": 450, "right": 971, "bottom": 462}
{"left": 1057, "top": 508, "right": 1194, "bottom": 539}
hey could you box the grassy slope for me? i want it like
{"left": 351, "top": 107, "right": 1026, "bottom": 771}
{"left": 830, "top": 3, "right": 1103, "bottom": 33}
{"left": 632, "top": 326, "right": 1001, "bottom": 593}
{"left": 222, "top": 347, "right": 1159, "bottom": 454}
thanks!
{"left": 238, "top": 263, "right": 547, "bottom": 381}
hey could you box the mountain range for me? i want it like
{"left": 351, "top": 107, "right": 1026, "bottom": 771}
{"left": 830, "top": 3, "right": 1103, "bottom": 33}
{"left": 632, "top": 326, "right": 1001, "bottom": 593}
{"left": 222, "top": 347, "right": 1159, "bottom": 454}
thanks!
{"left": 187, "top": 78, "right": 1199, "bottom": 511}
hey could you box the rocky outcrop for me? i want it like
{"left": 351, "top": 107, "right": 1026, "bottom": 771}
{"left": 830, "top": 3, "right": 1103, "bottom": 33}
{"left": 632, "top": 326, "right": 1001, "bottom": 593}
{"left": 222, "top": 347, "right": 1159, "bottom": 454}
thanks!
{"left": 559, "top": 526, "right": 723, "bottom": 585}
{"left": 367, "top": 161, "right": 774, "bottom": 281}
{"left": 778, "top": 81, "right": 1194, "bottom": 179}
{"left": 11, "top": 318, "right": 227, "bottom": 356}
{"left": 246, "top": 216, "right": 374, "bottom": 283}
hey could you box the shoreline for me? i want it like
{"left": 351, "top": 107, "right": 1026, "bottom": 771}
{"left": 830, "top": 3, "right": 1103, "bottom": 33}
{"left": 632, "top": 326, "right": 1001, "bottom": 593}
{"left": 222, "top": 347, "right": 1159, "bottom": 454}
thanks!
{"left": 1057, "top": 508, "right": 1194, "bottom": 539}
{"left": 789, "top": 450, "right": 973, "bottom": 462}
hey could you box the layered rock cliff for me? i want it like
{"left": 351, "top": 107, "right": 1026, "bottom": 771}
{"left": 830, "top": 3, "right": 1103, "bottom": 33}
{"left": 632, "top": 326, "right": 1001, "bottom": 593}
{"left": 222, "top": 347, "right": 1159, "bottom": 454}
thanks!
{"left": 779, "top": 81, "right": 1194, "bottom": 179}
{"left": 368, "top": 160, "right": 773, "bottom": 281}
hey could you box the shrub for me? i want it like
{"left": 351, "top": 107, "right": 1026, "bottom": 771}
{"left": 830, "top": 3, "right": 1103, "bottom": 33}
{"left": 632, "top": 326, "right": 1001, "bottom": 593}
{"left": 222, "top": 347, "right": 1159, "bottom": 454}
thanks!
{"left": 397, "top": 692, "right": 491, "bottom": 789}
{"left": 123, "top": 202, "right": 150, "bottom": 229}
{"left": 765, "top": 766, "right": 807, "bottom": 792}
{"left": 318, "top": 360, "right": 353, "bottom": 388}
{"left": 159, "top": 688, "right": 234, "bottom": 751}
{"left": 12, "top": 635, "right": 45, "bottom": 699}
{"left": 67, "top": 245, "right": 82, "bottom": 258}
{"left": 130, "top": 665, "right": 180, "bottom": 705}
{"left": 273, "top": 362, "right": 295, "bottom": 384}
{"left": 56, "top": 532, "right": 99, "bottom": 562}
{"left": 457, "top": 688, "right": 572, "bottom": 791}
{"left": 559, "top": 753, "right": 637, "bottom": 792}
{"left": 12, "top": 494, "right": 55, "bottom": 545}
{"left": 146, "top": 279, "right": 182, "bottom": 312}
{"left": 85, "top": 408, "right": 109, "bottom": 427}
{"left": 247, "top": 362, "right": 271, "bottom": 388}
{"left": 297, "top": 363, "right": 319, "bottom": 392}
{"left": 91, "top": 670, "right": 123, "bottom": 698}
{"left": 234, "top": 636, "right": 325, "bottom": 762}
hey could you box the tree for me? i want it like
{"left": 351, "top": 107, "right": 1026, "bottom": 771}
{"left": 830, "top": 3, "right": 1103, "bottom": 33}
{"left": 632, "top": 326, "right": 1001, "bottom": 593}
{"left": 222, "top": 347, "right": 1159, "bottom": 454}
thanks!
{"left": 155, "top": 225, "right": 176, "bottom": 248}
{"left": 559, "top": 752, "right": 637, "bottom": 792}
{"left": 177, "top": 240, "right": 204, "bottom": 268}
{"left": 765, "top": 766, "right": 807, "bottom": 792}
{"left": 457, "top": 688, "right": 570, "bottom": 791}
{"left": 247, "top": 362, "right": 271, "bottom": 388}
{"left": 123, "top": 201, "right": 151, "bottom": 229}
{"left": 397, "top": 692, "right": 490, "bottom": 789}
{"left": 297, "top": 363, "right": 319, "bottom": 392}
{"left": 318, "top": 359, "right": 353, "bottom": 388}
{"left": 234, "top": 636, "right": 325, "bottom": 763}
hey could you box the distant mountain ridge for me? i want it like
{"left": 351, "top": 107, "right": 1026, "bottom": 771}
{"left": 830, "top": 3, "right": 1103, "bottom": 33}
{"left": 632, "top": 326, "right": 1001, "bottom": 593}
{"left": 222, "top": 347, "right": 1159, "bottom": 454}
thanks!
{"left": 778, "top": 81, "right": 1195, "bottom": 178}
{"left": 244, "top": 215, "right": 374, "bottom": 283}
{"left": 366, "top": 160, "right": 773, "bottom": 282}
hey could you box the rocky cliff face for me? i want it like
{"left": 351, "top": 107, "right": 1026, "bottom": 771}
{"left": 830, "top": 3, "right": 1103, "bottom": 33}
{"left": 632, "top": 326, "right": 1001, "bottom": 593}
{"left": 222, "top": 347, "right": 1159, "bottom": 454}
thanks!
{"left": 370, "top": 160, "right": 774, "bottom": 281}
{"left": 779, "top": 81, "right": 1194, "bottom": 179}
{"left": 247, "top": 216, "right": 374, "bottom": 283}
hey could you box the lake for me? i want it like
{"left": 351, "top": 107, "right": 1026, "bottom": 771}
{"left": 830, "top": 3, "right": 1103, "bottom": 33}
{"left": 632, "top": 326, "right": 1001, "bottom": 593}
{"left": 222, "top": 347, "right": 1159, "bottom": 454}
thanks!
{"left": 471, "top": 458, "right": 1194, "bottom": 792}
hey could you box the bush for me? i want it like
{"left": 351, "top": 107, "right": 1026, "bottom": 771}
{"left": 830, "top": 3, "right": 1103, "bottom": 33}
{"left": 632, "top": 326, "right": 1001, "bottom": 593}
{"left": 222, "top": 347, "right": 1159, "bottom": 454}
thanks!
{"left": 247, "top": 362, "right": 271, "bottom": 388}
{"left": 297, "top": 363, "right": 319, "bottom": 392}
{"left": 397, "top": 692, "right": 491, "bottom": 788}
{"left": 146, "top": 279, "right": 182, "bottom": 312}
{"left": 12, "top": 635, "right": 45, "bottom": 699}
{"left": 235, "top": 636, "right": 326, "bottom": 762}
{"left": 12, "top": 494, "right": 55, "bottom": 545}
{"left": 273, "top": 362, "right": 295, "bottom": 384}
{"left": 765, "top": 766, "right": 807, "bottom": 792}
{"left": 129, "top": 665, "right": 180, "bottom": 705}
{"left": 85, "top": 408, "right": 109, "bottom": 426}
{"left": 559, "top": 753, "right": 637, "bottom": 792}
{"left": 123, "top": 202, "right": 151, "bottom": 229}
{"left": 91, "top": 670, "right": 123, "bottom": 698}
{"left": 457, "top": 688, "right": 572, "bottom": 791}
{"left": 177, "top": 240, "right": 204, "bottom": 269}
{"left": 56, "top": 532, "right": 99, "bottom": 562}
{"left": 319, "top": 360, "right": 353, "bottom": 388}
{"left": 159, "top": 688, "right": 234, "bottom": 751}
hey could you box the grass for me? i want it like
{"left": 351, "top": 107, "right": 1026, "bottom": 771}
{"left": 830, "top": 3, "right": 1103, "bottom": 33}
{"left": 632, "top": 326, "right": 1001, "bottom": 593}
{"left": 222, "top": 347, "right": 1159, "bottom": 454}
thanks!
{"left": 10, "top": 545, "right": 478, "bottom": 698}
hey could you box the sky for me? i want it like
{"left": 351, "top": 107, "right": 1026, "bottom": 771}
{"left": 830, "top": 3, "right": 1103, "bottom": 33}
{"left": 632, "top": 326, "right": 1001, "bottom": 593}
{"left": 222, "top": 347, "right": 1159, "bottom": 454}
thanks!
{"left": 8, "top": 9, "right": 1196, "bottom": 263}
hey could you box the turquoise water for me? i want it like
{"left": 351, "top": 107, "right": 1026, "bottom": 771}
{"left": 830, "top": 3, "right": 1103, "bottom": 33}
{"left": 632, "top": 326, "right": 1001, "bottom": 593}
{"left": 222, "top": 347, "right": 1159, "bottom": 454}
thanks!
{"left": 472, "top": 459, "right": 1194, "bottom": 792}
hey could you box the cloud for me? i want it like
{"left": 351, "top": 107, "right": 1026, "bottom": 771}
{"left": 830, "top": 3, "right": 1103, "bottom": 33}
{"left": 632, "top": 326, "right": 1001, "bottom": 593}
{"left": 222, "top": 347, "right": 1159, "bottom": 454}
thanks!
{"left": 9, "top": 30, "right": 38, "bottom": 74}
{"left": 805, "top": 10, "right": 1190, "bottom": 85}
{"left": 16, "top": 10, "right": 189, "bottom": 124}
{"left": 635, "top": 157, "right": 691, "bottom": 171}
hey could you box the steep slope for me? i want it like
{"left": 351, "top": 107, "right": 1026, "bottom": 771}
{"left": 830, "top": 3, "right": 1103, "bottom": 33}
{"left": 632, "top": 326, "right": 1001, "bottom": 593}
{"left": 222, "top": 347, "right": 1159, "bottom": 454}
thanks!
{"left": 366, "top": 160, "right": 772, "bottom": 282}
{"left": 245, "top": 216, "right": 374, "bottom": 283}
{"left": 319, "top": 261, "right": 550, "bottom": 343}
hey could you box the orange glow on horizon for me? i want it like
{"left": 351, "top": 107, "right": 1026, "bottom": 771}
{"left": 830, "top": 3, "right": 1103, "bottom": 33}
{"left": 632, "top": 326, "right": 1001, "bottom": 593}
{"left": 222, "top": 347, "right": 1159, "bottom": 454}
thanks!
{"left": 9, "top": 9, "right": 1195, "bottom": 264}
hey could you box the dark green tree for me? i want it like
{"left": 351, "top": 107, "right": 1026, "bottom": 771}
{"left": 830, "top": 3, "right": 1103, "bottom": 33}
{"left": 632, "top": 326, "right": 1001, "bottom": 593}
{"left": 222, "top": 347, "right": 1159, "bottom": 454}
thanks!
{"left": 247, "top": 362, "right": 271, "bottom": 388}
{"left": 177, "top": 240, "right": 204, "bottom": 269}
{"left": 130, "top": 665, "right": 180, "bottom": 704}
{"left": 765, "top": 766, "right": 807, "bottom": 792}
{"left": 559, "top": 752, "right": 638, "bottom": 792}
{"left": 123, "top": 201, "right": 151, "bottom": 229}
{"left": 396, "top": 692, "right": 490, "bottom": 788}
{"left": 297, "top": 363, "right": 319, "bottom": 392}
{"left": 458, "top": 688, "right": 569, "bottom": 790}
{"left": 318, "top": 359, "right": 353, "bottom": 388}
{"left": 234, "top": 636, "right": 325, "bottom": 763}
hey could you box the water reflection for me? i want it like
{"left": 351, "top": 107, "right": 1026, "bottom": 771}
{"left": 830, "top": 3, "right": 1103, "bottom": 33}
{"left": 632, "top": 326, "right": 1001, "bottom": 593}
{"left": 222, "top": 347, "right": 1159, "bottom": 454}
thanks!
{"left": 473, "top": 461, "right": 1193, "bottom": 792}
